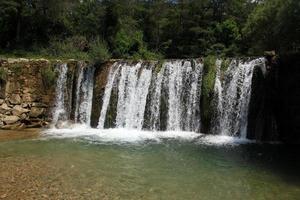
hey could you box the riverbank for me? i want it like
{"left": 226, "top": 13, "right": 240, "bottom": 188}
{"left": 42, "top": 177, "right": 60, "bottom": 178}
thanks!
{"left": 0, "top": 129, "right": 41, "bottom": 142}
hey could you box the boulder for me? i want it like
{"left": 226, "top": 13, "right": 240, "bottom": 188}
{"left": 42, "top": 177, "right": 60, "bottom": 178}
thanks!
{"left": 0, "top": 103, "right": 11, "bottom": 114}
{"left": 20, "top": 113, "right": 28, "bottom": 120}
{"left": 3, "top": 115, "right": 20, "bottom": 124}
{"left": 22, "top": 93, "right": 40, "bottom": 102}
{"left": 21, "top": 103, "right": 30, "bottom": 108}
{"left": 0, "top": 99, "right": 4, "bottom": 105}
{"left": 9, "top": 94, "right": 22, "bottom": 105}
{"left": 29, "top": 107, "right": 45, "bottom": 118}
{"left": 12, "top": 105, "right": 30, "bottom": 116}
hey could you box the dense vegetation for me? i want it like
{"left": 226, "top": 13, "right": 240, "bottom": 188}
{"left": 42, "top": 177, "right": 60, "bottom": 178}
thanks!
{"left": 0, "top": 0, "right": 299, "bottom": 60}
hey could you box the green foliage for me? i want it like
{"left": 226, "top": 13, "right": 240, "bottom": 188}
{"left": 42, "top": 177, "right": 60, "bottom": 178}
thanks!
{"left": 0, "top": 68, "right": 8, "bottom": 81}
{"left": 113, "top": 29, "right": 140, "bottom": 58}
{"left": 88, "top": 38, "right": 111, "bottom": 63}
{"left": 44, "top": 36, "right": 90, "bottom": 60}
{"left": 154, "top": 60, "right": 164, "bottom": 74}
{"left": 112, "top": 28, "right": 162, "bottom": 60}
{"left": 221, "top": 58, "right": 231, "bottom": 73}
{"left": 202, "top": 56, "right": 217, "bottom": 100}
{"left": 0, "top": 0, "right": 298, "bottom": 57}
{"left": 243, "top": 0, "right": 300, "bottom": 54}
{"left": 201, "top": 56, "right": 217, "bottom": 130}
{"left": 11, "top": 63, "right": 22, "bottom": 76}
{"left": 41, "top": 64, "right": 57, "bottom": 89}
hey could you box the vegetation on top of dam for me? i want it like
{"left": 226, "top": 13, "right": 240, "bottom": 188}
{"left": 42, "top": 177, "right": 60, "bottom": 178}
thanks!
{"left": 0, "top": 0, "right": 299, "bottom": 62}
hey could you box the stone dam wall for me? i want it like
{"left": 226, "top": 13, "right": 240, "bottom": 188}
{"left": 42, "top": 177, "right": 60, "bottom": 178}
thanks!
{"left": 0, "top": 58, "right": 78, "bottom": 129}
{"left": 0, "top": 56, "right": 299, "bottom": 143}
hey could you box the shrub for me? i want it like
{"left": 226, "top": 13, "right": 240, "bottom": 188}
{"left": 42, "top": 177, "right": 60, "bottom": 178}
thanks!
{"left": 11, "top": 63, "right": 22, "bottom": 76}
{"left": 221, "top": 58, "right": 231, "bottom": 72}
{"left": 0, "top": 68, "right": 7, "bottom": 81}
{"left": 45, "top": 36, "right": 89, "bottom": 60}
{"left": 41, "top": 64, "right": 57, "bottom": 89}
{"left": 88, "top": 38, "right": 111, "bottom": 62}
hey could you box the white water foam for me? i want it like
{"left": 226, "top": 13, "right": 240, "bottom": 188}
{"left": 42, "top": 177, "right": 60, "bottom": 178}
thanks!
{"left": 198, "top": 135, "right": 254, "bottom": 146}
{"left": 44, "top": 127, "right": 200, "bottom": 143}
{"left": 43, "top": 128, "right": 253, "bottom": 145}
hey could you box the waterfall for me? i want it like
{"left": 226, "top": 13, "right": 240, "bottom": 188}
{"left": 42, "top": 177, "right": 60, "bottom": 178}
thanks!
{"left": 97, "top": 63, "right": 121, "bottom": 129}
{"left": 163, "top": 60, "right": 203, "bottom": 131}
{"left": 114, "top": 63, "right": 152, "bottom": 129}
{"left": 149, "top": 64, "right": 166, "bottom": 130}
{"left": 166, "top": 61, "right": 184, "bottom": 131}
{"left": 212, "top": 58, "right": 265, "bottom": 138}
{"left": 97, "top": 60, "right": 203, "bottom": 132}
{"left": 212, "top": 59, "right": 223, "bottom": 134}
{"left": 74, "top": 64, "right": 84, "bottom": 122}
{"left": 51, "top": 63, "right": 95, "bottom": 127}
{"left": 74, "top": 65, "right": 95, "bottom": 125}
{"left": 52, "top": 63, "right": 68, "bottom": 125}
{"left": 51, "top": 58, "right": 261, "bottom": 138}
{"left": 183, "top": 60, "right": 203, "bottom": 132}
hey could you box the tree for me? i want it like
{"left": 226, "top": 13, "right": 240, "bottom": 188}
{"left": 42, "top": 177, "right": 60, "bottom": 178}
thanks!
{"left": 243, "top": 0, "right": 300, "bottom": 54}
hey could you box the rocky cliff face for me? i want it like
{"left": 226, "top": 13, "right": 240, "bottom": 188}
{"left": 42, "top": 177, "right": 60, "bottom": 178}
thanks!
{"left": 247, "top": 53, "right": 300, "bottom": 143}
{"left": 276, "top": 54, "right": 300, "bottom": 143}
{"left": 0, "top": 58, "right": 78, "bottom": 129}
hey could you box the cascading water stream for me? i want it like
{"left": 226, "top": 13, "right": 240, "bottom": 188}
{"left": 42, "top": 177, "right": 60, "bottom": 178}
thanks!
{"left": 115, "top": 63, "right": 152, "bottom": 129}
{"left": 97, "top": 60, "right": 203, "bottom": 132}
{"left": 74, "top": 66, "right": 95, "bottom": 125}
{"left": 50, "top": 58, "right": 261, "bottom": 140}
{"left": 212, "top": 59, "right": 223, "bottom": 134}
{"left": 97, "top": 63, "right": 121, "bottom": 129}
{"left": 51, "top": 63, "right": 95, "bottom": 127}
{"left": 52, "top": 63, "right": 68, "bottom": 125}
{"left": 212, "top": 58, "right": 265, "bottom": 138}
{"left": 183, "top": 61, "right": 203, "bottom": 132}
{"left": 149, "top": 65, "right": 166, "bottom": 130}
{"left": 166, "top": 61, "right": 185, "bottom": 131}
{"left": 74, "top": 64, "right": 85, "bottom": 123}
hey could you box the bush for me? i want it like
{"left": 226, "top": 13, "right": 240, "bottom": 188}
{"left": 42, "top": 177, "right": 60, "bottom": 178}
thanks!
{"left": 11, "top": 63, "right": 22, "bottom": 76}
{"left": 112, "top": 29, "right": 161, "bottom": 60}
{"left": 45, "top": 36, "right": 89, "bottom": 60}
{"left": 221, "top": 58, "right": 231, "bottom": 73}
{"left": 0, "top": 68, "right": 7, "bottom": 81}
{"left": 41, "top": 64, "right": 57, "bottom": 89}
{"left": 88, "top": 38, "right": 111, "bottom": 62}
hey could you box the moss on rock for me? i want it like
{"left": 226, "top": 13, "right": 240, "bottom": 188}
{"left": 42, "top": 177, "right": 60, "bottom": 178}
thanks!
{"left": 201, "top": 56, "right": 217, "bottom": 133}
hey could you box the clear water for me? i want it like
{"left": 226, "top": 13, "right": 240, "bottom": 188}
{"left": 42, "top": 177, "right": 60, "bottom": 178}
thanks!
{"left": 0, "top": 131, "right": 299, "bottom": 200}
